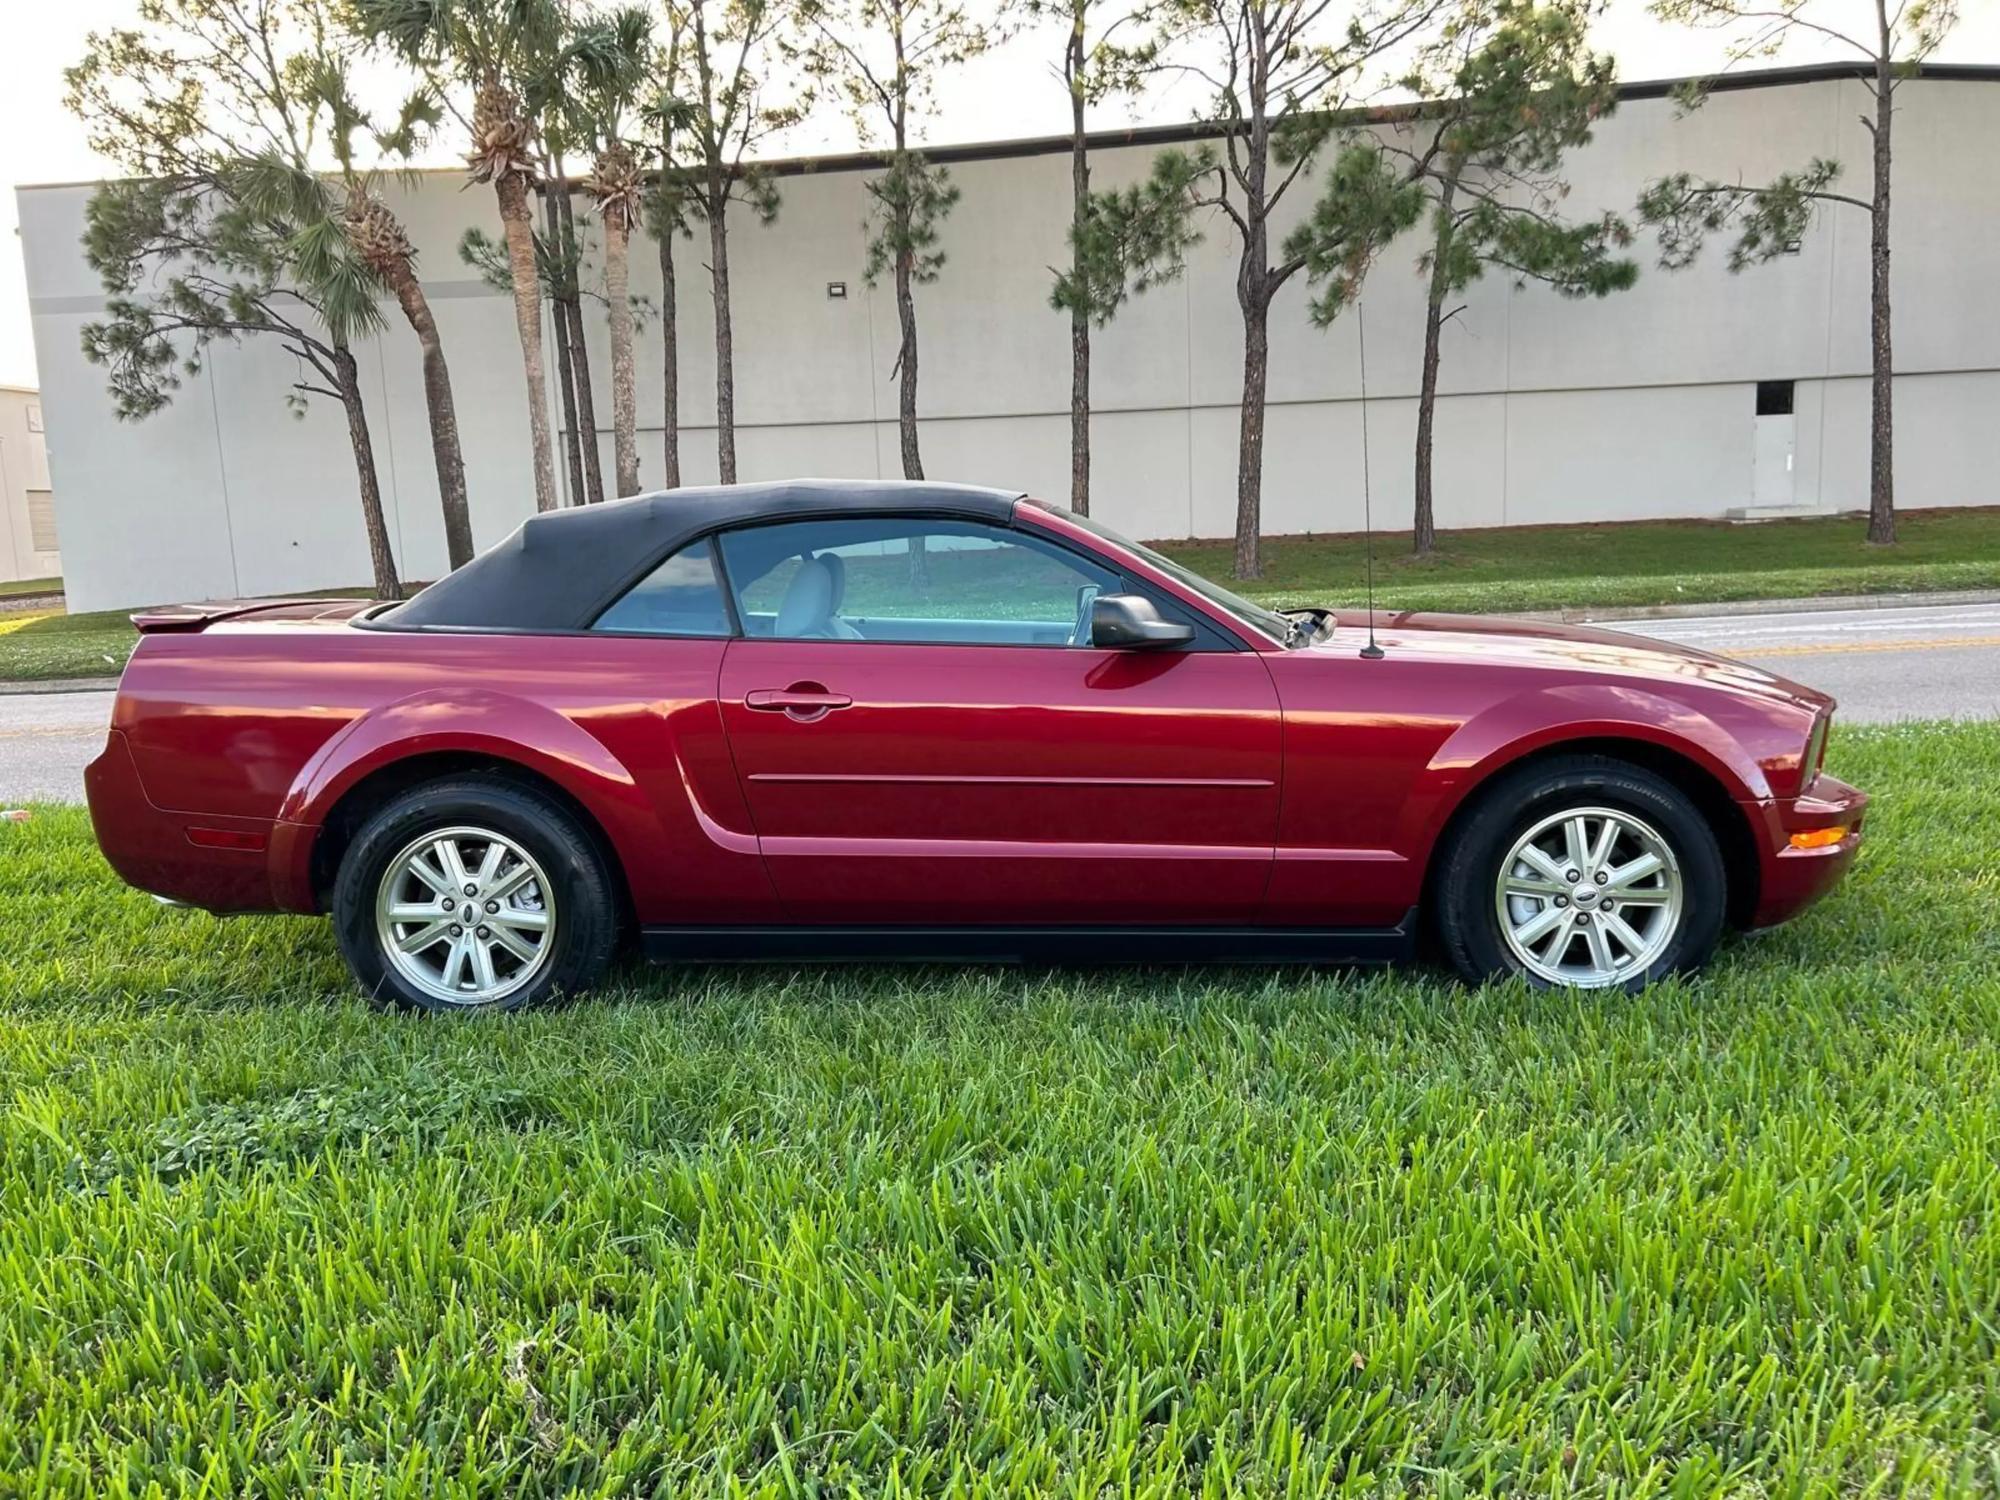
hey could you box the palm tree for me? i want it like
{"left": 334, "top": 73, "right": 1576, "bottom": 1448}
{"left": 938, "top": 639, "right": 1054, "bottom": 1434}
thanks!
{"left": 343, "top": 185, "right": 475, "bottom": 562}
{"left": 67, "top": 0, "right": 406, "bottom": 597}
{"left": 540, "top": 156, "right": 605, "bottom": 505}
{"left": 353, "top": 0, "right": 566, "bottom": 513}
{"left": 308, "top": 62, "right": 477, "bottom": 567}
{"left": 226, "top": 154, "right": 408, "bottom": 596}
{"left": 571, "top": 6, "right": 654, "bottom": 498}
{"left": 642, "top": 21, "right": 696, "bottom": 489}
{"left": 590, "top": 140, "right": 643, "bottom": 495}
{"left": 644, "top": 131, "right": 692, "bottom": 489}
{"left": 456, "top": 165, "right": 605, "bottom": 505}
{"left": 530, "top": 14, "right": 644, "bottom": 507}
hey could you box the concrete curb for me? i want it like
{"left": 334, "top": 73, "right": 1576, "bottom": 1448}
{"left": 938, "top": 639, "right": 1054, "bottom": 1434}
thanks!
{"left": 0, "top": 676, "right": 122, "bottom": 696}
{"left": 0, "top": 599, "right": 64, "bottom": 618}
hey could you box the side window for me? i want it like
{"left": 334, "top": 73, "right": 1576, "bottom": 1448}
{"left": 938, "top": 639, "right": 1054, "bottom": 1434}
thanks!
{"left": 717, "top": 517, "right": 1123, "bottom": 646}
{"left": 592, "top": 537, "right": 732, "bottom": 636}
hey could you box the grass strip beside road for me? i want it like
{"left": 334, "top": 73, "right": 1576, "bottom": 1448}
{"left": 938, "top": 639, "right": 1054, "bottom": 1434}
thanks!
{"left": 0, "top": 608, "right": 145, "bottom": 683}
{"left": 3, "top": 508, "right": 1998, "bottom": 683}
{"left": 0, "top": 585, "right": 380, "bottom": 684}
{"left": 1182, "top": 505, "right": 2000, "bottom": 614}
{"left": 1, "top": 721, "right": 1996, "bottom": 1495}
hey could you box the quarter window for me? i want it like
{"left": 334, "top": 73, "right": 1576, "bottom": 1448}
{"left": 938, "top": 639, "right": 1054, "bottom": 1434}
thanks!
{"left": 592, "top": 537, "right": 732, "bottom": 636}
{"left": 717, "top": 517, "right": 1123, "bottom": 646}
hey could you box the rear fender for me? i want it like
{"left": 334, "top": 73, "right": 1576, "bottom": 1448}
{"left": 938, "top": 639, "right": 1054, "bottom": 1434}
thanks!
{"left": 1407, "top": 682, "right": 1768, "bottom": 855}
{"left": 268, "top": 688, "right": 665, "bottom": 912}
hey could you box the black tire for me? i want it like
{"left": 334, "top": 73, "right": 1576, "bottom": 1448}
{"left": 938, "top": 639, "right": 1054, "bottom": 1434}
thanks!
{"left": 1434, "top": 754, "right": 1727, "bottom": 992}
{"left": 332, "top": 776, "right": 619, "bottom": 1013}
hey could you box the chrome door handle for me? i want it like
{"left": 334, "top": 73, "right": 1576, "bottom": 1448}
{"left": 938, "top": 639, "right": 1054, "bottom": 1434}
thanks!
{"left": 745, "top": 685, "right": 853, "bottom": 720}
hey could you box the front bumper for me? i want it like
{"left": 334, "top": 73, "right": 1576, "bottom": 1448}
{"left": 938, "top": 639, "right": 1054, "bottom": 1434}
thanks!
{"left": 1744, "top": 771, "right": 1868, "bottom": 929}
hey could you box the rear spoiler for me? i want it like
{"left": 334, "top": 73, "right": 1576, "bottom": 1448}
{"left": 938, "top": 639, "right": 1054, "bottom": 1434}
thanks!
{"left": 129, "top": 599, "right": 361, "bottom": 634}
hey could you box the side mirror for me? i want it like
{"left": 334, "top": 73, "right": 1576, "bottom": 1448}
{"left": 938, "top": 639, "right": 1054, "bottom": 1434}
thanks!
{"left": 1091, "top": 593, "right": 1195, "bottom": 649}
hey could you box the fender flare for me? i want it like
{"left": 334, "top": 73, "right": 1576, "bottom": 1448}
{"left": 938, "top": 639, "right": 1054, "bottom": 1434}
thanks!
{"left": 268, "top": 688, "right": 667, "bottom": 910}
{"left": 1405, "top": 681, "right": 1771, "bottom": 856}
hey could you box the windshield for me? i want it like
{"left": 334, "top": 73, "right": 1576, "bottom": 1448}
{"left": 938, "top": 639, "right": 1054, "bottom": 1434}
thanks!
{"left": 1030, "top": 502, "right": 1293, "bottom": 645}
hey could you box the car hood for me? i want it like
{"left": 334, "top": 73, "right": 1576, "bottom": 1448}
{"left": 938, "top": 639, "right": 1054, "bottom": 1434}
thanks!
{"left": 1311, "top": 609, "right": 1833, "bottom": 714}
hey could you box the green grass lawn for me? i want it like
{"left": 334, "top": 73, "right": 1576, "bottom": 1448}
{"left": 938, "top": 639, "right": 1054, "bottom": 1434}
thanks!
{"left": 0, "top": 575, "right": 61, "bottom": 600}
{"left": 1163, "top": 505, "right": 2000, "bottom": 613}
{"left": 2, "top": 721, "right": 1996, "bottom": 1495}
{"left": 0, "top": 586, "right": 379, "bottom": 684}
{"left": 0, "top": 607, "right": 143, "bottom": 683}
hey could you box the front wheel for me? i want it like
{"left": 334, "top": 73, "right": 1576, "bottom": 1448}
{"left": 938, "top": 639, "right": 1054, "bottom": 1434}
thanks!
{"left": 1434, "top": 756, "right": 1727, "bottom": 991}
{"left": 332, "top": 777, "right": 619, "bottom": 1013}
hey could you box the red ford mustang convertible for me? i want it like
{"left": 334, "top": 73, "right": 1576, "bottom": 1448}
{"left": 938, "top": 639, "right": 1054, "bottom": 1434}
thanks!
{"left": 87, "top": 480, "right": 1865, "bottom": 1011}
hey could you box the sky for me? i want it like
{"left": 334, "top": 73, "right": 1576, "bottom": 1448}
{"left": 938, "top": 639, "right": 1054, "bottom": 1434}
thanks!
{"left": 3, "top": 0, "right": 1996, "bottom": 390}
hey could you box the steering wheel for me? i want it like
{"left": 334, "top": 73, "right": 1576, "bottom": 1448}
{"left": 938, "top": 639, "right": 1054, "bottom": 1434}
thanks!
{"left": 1070, "top": 585, "right": 1101, "bottom": 648}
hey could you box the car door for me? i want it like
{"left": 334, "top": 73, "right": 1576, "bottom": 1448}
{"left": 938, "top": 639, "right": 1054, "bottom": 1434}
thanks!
{"left": 712, "top": 514, "right": 1283, "bottom": 925}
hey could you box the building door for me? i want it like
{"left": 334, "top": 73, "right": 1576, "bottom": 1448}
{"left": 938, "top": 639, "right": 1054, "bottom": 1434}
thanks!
{"left": 1753, "top": 380, "right": 1796, "bottom": 508}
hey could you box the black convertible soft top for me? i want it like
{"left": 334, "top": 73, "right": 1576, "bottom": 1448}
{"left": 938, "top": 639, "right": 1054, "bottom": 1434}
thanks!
{"left": 380, "top": 478, "right": 1026, "bottom": 631}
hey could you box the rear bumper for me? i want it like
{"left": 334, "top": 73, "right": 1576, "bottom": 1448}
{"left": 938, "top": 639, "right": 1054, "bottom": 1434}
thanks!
{"left": 1744, "top": 772, "right": 1868, "bottom": 929}
{"left": 85, "top": 731, "right": 283, "bottom": 914}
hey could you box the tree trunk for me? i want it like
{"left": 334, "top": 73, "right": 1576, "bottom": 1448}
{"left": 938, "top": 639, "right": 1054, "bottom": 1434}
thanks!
{"left": 562, "top": 294, "right": 604, "bottom": 503}
{"left": 538, "top": 184, "right": 586, "bottom": 507}
{"left": 660, "top": 207, "right": 681, "bottom": 488}
{"left": 709, "top": 185, "right": 739, "bottom": 485}
{"left": 1414, "top": 170, "right": 1459, "bottom": 559}
{"left": 333, "top": 341, "right": 400, "bottom": 599}
{"left": 1235, "top": 304, "right": 1269, "bottom": 580}
{"left": 556, "top": 186, "right": 606, "bottom": 506}
{"left": 383, "top": 255, "right": 475, "bottom": 569}
{"left": 606, "top": 212, "right": 639, "bottom": 497}
{"left": 1232, "top": 100, "right": 1273, "bottom": 581}
{"left": 1067, "top": 19, "right": 1090, "bottom": 516}
{"left": 894, "top": 245, "right": 923, "bottom": 482}
{"left": 550, "top": 299, "right": 586, "bottom": 504}
{"left": 494, "top": 172, "right": 559, "bottom": 514}
{"left": 1866, "top": 39, "right": 1895, "bottom": 545}
{"left": 894, "top": 239, "right": 929, "bottom": 586}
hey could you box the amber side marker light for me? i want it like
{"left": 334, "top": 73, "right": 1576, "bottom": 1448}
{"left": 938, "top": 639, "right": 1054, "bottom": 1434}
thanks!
{"left": 187, "top": 826, "right": 268, "bottom": 851}
{"left": 1789, "top": 827, "right": 1849, "bottom": 850}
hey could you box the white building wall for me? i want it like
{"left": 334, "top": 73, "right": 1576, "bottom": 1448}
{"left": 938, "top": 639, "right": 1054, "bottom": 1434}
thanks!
{"left": 18, "top": 70, "right": 2000, "bottom": 613}
{"left": 0, "top": 387, "right": 60, "bottom": 585}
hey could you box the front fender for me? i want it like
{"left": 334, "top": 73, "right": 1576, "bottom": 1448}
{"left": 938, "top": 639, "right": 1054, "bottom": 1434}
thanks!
{"left": 267, "top": 688, "right": 667, "bottom": 912}
{"left": 1406, "top": 681, "right": 1771, "bottom": 854}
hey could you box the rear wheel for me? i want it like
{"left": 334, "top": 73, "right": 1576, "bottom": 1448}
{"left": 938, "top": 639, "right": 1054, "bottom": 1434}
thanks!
{"left": 1435, "top": 756, "right": 1726, "bottom": 991}
{"left": 332, "top": 778, "right": 617, "bottom": 1013}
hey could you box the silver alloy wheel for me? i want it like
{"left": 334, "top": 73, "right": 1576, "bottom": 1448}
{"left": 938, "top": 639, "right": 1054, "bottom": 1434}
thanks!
{"left": 374, "top": 826, "right": 556, "bottom": 1007}
{"left": 1494, "top": 805, "right": 1684, "bottom": 988}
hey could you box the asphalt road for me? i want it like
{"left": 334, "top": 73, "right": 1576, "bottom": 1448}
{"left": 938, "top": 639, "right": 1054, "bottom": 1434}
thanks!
{"left": 0, "top": 691, "right": 114, "bottom": 805}
{"left": 1627, "top": 601, "right": 2000, "bottom": 723}
{"left": 2, "top": 601, "right": 1996, "bottom": 805}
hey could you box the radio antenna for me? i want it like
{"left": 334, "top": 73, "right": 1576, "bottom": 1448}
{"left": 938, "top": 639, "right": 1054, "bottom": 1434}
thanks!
{"left": 1356, "top": 294, "right": 1385, "bottom": 661}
